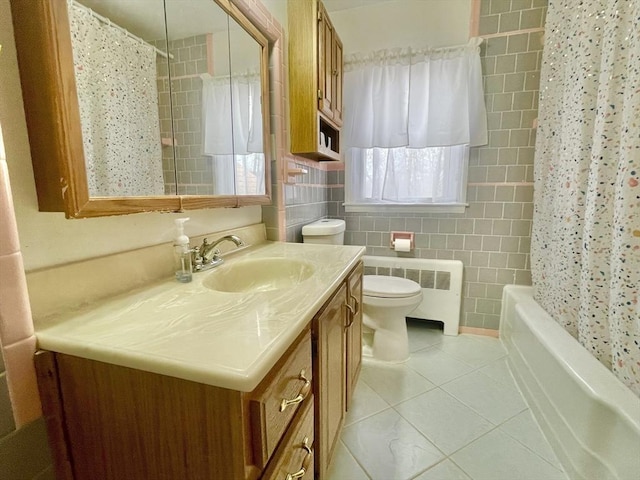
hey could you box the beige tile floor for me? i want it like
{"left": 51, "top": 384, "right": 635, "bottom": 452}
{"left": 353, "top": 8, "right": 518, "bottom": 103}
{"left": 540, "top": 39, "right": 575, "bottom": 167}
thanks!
{"left": 327, "top": 320, "right": 568, "bottom": 480}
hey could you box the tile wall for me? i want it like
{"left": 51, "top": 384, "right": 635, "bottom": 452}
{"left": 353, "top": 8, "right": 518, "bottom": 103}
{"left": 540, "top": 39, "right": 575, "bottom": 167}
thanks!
{"left": 156, "top": 35, "right": 213, "bottom": 195}
{"left": 340, "top": 0, "right": 548, "bottom": 330}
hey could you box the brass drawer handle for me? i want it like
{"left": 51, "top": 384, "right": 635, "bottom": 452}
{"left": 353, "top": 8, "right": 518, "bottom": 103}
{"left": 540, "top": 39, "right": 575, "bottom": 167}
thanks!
{"left": 280, "top": 370, "right": 311, "bottom": 412}
{"left": 350, "top": 294, "right": 360, "bottom": 315}
{"left": 285, "top": 437, "right": 313, "bottom": 480}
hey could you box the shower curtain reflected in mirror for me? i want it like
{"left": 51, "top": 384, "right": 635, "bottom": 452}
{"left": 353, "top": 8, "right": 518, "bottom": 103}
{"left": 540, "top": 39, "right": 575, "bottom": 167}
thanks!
{"left": 68, "top": 1, "right": 164, "bottom": 197}
{"left": 202, "top": 73, "right": 264, "bottom": 195}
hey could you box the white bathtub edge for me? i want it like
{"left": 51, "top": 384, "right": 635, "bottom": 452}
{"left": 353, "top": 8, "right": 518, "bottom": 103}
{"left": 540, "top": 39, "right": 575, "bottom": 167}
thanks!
{"left": 500, "top": 285, "right": 640, "bottom": 480}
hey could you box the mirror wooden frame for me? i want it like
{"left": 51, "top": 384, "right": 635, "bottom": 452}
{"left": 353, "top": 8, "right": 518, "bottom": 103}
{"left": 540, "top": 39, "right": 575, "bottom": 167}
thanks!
{"left": 10, "top": 0, "right": 271, "bottom": 218}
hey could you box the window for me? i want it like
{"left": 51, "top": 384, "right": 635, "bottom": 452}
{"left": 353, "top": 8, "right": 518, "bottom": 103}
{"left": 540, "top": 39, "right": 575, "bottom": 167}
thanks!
{"left": 347, "top": 145, "right": 468, "bottom": 209}
{"left": 343, "top": 39, "right": 486, "bottom": 213}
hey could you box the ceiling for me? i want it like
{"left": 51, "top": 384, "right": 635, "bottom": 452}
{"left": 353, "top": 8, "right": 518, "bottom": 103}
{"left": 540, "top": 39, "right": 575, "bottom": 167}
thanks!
{"left": 77, "top": 0, "right": 231, "bottom": 40}
{"left": 322, "top": 0, "right": 396, "bottom": 12}
{"left": 76, "top": 0, "right": 419, "bottom": 42}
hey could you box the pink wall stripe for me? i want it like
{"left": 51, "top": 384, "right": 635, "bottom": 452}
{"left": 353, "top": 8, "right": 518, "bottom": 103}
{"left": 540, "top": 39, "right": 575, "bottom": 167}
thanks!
{"left": 0, "top": 156, "right": 42, "bottom": 426}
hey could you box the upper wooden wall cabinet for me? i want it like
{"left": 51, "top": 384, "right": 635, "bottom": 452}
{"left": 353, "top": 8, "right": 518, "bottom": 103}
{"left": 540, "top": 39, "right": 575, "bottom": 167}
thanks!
{"left": 288, "top": 0, "right": 343, "bottom": 161}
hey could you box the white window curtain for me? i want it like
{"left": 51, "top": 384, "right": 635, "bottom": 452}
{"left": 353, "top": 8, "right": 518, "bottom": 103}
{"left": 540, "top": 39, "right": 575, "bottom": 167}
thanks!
{"left": 202, "top": 73, "right": 264, "bottom": 195}
{"left": 349, "top": 145, "right": 468, "bottom": 203}
{"left": 344, "top": 38, "right": 487, "bottom": 207}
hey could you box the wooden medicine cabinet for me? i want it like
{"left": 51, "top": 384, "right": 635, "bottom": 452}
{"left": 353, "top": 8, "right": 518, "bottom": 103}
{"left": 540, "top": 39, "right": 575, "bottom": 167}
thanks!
{"left": 10, "top": 0, "right": 272, "bottom": 218}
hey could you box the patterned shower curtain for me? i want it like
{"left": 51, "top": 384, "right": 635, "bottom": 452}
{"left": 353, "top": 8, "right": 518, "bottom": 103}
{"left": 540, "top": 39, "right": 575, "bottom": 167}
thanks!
{"left": 532, "top": 0, "right": 639, "bottom": 395}
{"left": 68, "top": 1, "right": 164, "bottom": 197}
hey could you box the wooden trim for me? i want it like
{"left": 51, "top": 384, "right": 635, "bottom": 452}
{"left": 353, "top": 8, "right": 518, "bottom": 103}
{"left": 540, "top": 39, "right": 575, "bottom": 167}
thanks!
{"left": 206, "top": 33, "right": 215, "bottom": 75}
{"left": 469, "top": 0, "right": 481, "bottom": 38}
{"left": 459, "top": 326, "right": 500, "bottom": 338}
{"left": 68, "top": 197, "right": 181, "bottom": 218}
{"left": 10, "top": 0, "right": 86, "bottom": 214}
{"left": 34, "top": 351, "right": 75, "bottom": 480}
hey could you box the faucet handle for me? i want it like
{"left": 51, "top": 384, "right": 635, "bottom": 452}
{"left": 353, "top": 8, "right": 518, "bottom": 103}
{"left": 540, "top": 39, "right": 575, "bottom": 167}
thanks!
{"left": 191, "top": 246, "right": 203, "bottom": 267}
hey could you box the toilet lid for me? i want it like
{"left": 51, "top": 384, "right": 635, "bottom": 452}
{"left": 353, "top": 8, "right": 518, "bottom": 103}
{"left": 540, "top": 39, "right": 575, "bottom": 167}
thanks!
{"left": 363, "top": 275, "right": 422, "bottom": 298}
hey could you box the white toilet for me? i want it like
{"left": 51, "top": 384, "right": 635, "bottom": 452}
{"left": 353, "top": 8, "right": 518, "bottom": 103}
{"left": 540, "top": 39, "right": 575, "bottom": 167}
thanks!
{"left": 302, "top": 219, "right": 422, "bottom": 363}
{"left": 362, "top": 275, "right": 422, "bottom": 363}
{"left": 301, "top": 219, "right": 345, "bottom": 245}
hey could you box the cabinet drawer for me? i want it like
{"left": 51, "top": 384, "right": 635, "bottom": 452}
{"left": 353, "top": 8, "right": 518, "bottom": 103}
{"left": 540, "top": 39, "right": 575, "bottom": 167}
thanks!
{"left": 250, "top": 330, "right": 313, "bottom": 468}
{"left": 262, "top": 396, "right": 314, "bottom": 480}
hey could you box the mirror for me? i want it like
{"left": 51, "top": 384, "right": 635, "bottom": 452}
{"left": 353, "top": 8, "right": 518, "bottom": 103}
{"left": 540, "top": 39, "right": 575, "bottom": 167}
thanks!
{"left": 9, "top": 0, "right": 271, "bottom": 217}
{"left": 67, "top": 0, "right": 171, "bottom": 198}
{"left": 164, "top": 1, "right": 266, "bottom": 197}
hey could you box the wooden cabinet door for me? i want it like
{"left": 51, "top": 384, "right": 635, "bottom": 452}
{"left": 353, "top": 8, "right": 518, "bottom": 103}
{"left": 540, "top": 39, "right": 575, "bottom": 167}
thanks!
{"left": 313, "top": 282, "right": 346, "bottom": 478}
{"left": 346, "top": 262, "right": 363, "bottom": 409}
{"left": 317, "top": 2, "right": 334, "bottom": 120}
{"left": 331, "top": 33, "right": 343, "bottom": 126}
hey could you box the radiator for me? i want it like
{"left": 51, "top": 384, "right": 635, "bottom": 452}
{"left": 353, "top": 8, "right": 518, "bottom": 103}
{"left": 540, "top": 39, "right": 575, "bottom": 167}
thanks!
{"left": 362, "top": 255, "right": 463, "bottom": 335}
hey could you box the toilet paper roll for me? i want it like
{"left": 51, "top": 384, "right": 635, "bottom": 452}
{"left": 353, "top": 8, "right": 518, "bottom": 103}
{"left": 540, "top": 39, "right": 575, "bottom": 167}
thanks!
{"left": 394, "top": 238, "right": 411, "bottom": 252}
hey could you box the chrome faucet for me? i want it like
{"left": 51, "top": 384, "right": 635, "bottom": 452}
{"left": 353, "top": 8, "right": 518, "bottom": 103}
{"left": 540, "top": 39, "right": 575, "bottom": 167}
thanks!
{"left": 192, "top": 234, "right": 245, "bottom": 272}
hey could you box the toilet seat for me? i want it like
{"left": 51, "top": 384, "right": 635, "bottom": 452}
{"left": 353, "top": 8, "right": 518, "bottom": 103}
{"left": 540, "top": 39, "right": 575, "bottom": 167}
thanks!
{"left": 363, "top": 275, "right": 421, "bottom": 298}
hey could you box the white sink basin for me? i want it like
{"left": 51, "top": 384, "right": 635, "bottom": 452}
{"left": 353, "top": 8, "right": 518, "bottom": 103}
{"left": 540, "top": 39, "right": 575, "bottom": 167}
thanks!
{"left": 203, "top": 258, "right": 315, "bottom": 293}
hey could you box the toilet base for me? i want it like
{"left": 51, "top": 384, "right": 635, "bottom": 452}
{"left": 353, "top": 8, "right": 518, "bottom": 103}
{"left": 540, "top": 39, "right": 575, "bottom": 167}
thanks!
{"left": 362, "top": 320, "right": 410, "bottom": 363}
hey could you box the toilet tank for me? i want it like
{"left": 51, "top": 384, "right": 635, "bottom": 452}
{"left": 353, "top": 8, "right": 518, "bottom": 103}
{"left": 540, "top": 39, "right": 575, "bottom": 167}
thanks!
{"left": 302, "top": 219, "right": 345, "bottom": 245}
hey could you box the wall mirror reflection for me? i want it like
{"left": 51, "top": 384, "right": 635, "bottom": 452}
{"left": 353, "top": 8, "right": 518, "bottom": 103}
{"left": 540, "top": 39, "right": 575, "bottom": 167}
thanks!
{"left": 69, "top": 0, "right": 267, "bottom": 198}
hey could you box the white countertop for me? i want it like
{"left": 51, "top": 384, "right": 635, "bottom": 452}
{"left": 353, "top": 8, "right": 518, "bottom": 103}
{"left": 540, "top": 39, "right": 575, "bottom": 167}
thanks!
{"left": 35, "top": 242, "right": 365, "bottom": 392}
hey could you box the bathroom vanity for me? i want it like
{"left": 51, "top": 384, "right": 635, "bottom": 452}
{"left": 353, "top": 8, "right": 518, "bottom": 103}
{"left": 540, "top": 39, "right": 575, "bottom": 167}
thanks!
{"left": 33, "top": 242, "right": 364, "bottom": 479}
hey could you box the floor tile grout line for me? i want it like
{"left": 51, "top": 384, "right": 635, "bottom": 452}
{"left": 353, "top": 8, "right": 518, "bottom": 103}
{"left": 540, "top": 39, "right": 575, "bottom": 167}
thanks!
{"left": 492, "top": 410, "right": 566, "bottom": 473}
{"left": 358, "top": 365, "right": 439, "bottom": 408}
{"left": 391, "top": 391, "right": 506, "bottom": 457}
{"left": 334, "top": 327, "right": 567, "bottom": 480}
{"left": 423, "top": 350, "right": 566, "bottom": 472}
{"left": 406, "top": 456, "right": 468, "bottom": 480}
{"left": 403, "top": 352, "right": 494, "bottom": 389}
{"left": 431, "top": 344, "right": 509, "bottom": 370}
{"left": 335, "top": 438, "right": 373, "bottom": 480}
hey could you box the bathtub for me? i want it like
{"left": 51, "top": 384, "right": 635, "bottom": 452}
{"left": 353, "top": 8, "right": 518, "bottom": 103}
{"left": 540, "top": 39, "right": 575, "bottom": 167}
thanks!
{"left": 500, "top": 285, "right": 640, "bottom": 480}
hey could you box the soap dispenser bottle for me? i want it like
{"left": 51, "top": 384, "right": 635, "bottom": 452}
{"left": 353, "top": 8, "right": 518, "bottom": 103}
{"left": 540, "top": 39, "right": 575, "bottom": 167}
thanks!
{"left": 173, "top": 217, "right": 192, "bottom": 283}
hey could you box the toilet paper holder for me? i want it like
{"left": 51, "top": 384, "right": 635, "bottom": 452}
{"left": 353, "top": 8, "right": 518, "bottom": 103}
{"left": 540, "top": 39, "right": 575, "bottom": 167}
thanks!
{"left": 390, "top": 231, "right": 414, "bottom": 250}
